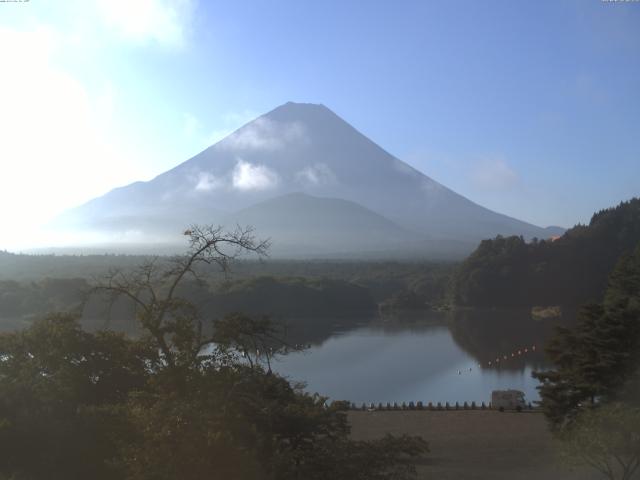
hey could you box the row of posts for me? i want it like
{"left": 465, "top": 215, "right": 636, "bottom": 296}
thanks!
{"left": 337, "top": 401, "right": 535, "bottom": 411}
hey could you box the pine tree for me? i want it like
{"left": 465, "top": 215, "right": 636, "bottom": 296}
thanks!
{"left": 533, "top": 244, "right": 640, "bottom": 430}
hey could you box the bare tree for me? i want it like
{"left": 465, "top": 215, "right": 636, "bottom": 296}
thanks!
{"left": 92, "top": 224, "right": 269, "bottom": 369}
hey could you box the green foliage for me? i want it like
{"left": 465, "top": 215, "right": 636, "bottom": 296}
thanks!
{"left": 0, "top": 278, "right": 87, "bottom": 322}
{"left": 560, "top": 403, "right": 640, "bottom": 480}
{"left": 0, "top": 275, "right": 377, "bottom": 339}
{"left": 0, "top": 256, "right": 455, "bottom": 338}
{"left": 0, "top": 227, "right": 428, "bottom": 479}
{"left": 604, "top": 244, "right": 640, "bottom": 320}
{"left": 533, "top": 244, "right": 640, "bottom": 430}
{"left": 0, "top": 313, "right": 427, "bottom": 480}
{"left": 451, "top": 235, "right": 530, "bottom": 307}
{"left": 452, "top": 198, "right": 640, "bottom": 307}
{"left": 210, "top": 275, "right": 376, "bottom": 319}
{"left": 0, "top": 314, "right": 150, "bottom": 480}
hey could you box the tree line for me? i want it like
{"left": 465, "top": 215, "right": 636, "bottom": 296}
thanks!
{"left": 451, "top": 198, "right": 640, "bottom": 307}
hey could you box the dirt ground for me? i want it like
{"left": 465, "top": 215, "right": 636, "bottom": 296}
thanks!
{"left": 348, "top": 410, "right": 600, "bottom": 480}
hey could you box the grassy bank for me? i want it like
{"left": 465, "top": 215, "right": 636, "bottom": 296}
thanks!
{"left": 348, "top": 410, "right": 598, "bottom": 480}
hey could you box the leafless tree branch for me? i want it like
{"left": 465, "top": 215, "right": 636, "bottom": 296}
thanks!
{"left": 89, "top": 224, "right": 269, "bottom": 369}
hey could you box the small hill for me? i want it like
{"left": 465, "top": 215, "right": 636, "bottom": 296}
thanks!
{"left": 451, "top": 198, "right": 640, "bottom": 307}
{"left": 221, "top": 192, "right": 463, "bottom": 258}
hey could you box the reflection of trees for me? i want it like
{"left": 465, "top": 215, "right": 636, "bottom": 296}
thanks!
{"left": 266, "top": 315, "right": 371, "bottom": 347}
{"left": 447, "top": 308, "right": 571, "bottom": 372}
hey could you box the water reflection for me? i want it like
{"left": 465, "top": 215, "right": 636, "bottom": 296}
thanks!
{"left": 273, "top": 309, "right": 569, "bottom": 405}
{"left": 447, "top": 308, "right": 559, "bottom": 371}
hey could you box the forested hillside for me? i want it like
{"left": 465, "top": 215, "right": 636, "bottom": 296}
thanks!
{"left": 451, "top": 198, "right": 640, "bottom": 307}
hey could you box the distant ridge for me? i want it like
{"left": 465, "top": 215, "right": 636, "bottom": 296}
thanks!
{"left": 219, "top": 192, "right": 435, "bottom": 258}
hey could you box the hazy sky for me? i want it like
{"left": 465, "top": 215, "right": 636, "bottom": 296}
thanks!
{"left": 1, "top": 0, "right": 639, "bottom": 249}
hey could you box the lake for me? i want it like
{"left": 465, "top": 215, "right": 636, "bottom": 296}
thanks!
{"left": 272, "top": 309, "right": 564, "bottom": 405}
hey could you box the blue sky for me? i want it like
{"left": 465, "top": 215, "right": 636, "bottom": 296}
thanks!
{"left": 0, "top": 0, "right": 639, "bottom": 248}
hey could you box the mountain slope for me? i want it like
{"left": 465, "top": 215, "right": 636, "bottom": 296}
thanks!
{"left": 57, "top": 102, "right": 560, "bottom": 257}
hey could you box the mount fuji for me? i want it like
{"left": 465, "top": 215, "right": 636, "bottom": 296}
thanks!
{"left": 56, "top": 102, "right": 562, "bottom": 258}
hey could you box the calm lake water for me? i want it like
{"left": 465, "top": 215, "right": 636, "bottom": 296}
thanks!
{"left": 272, "top": 310, "right": 562, "bottom": 405}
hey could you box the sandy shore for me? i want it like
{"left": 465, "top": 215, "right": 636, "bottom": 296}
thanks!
{"left": 348, "top": 410, "right": 599, "bottom": 480}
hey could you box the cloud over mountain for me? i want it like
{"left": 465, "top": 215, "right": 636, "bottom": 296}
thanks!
{"left": 222, "top": 117, "right": 308, "bottom": 152}
{"left": 471, "top": 158, "right": 519, "bottom": 191}
{"left": 232, "top": 160, "right": 280, "bottom": 191}
{"left": 295, "top": 163, "right": 337, "bottom": 186}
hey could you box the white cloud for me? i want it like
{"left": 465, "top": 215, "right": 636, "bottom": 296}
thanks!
{"left": 96, "top": 0, "right": 195, "bottom": 47}
{"left": 194, "top": 172, "right": 221, "bottom": 192}
{"left": 295, "top": 163, "right": 337, "bottom": 186}
{"left": 232, "top": 160, "right": 279, "bottom": 191}
{"left": 222, "top": 117, "right": 307, "bottom": 152}
{"left": 471, "top": 158, "right": 519, "bottom": 190}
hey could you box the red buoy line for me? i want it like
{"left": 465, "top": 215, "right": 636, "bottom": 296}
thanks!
{"left": 454, "top": 345, "right": 539, "bottom": 375}
{"left": 483, "top": 345, "right": 537, "bottom": 368}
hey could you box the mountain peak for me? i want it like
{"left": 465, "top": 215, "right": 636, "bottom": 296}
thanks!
{"left": 264, "top": 101, "right": 335, "bottom": 123}
{"left": 281, "top": 101, "right": 327, "bottom": 110}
